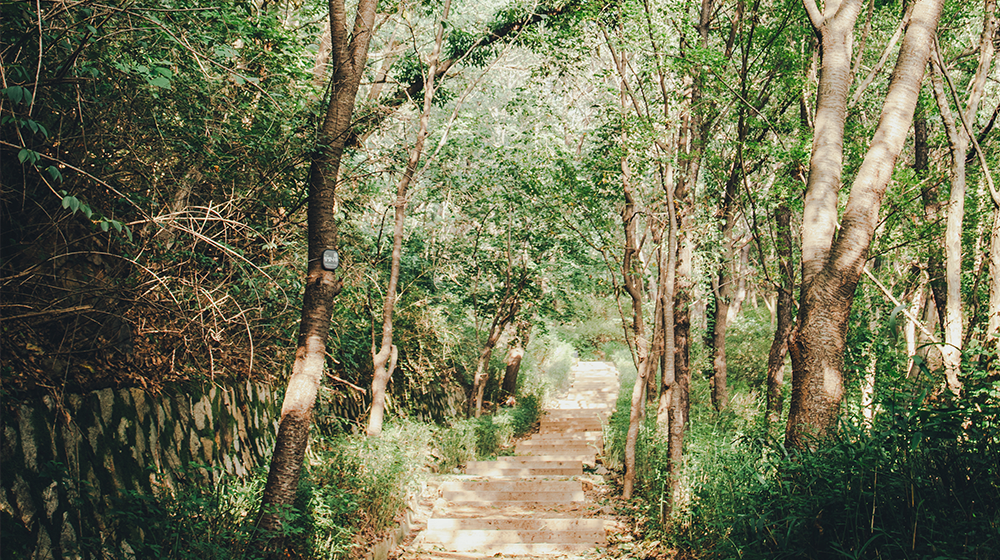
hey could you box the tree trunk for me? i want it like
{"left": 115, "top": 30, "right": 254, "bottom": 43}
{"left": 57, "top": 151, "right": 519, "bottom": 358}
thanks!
{"left": 621, "top": 126, "right": 650, "bottom": 500}
{"left": 471, "top": 287, "right": 523, "bottom": 417}
{"left": 258, "top": 0, "right": 377, "bottom": 542}
{"left": 766, "top": 201, "right": 794, "bottom": 426}
{"left": 930, "top": 54, "right": 967, "bottom": 395}
{"left": 988, "top": 206, "right": 1000, "bottom": 357}
{"left": 916, "top": 113, "right": 949, "bottom": 330}
{"left": 708, "top": 159, "right": 741, "bottom": 412}
{"left": 926, "top": 1, "right": 994, "bottom": 391}
{"left": 367, "top": 0, "right": 449, "bottom": 437}
{"left": 655, "top": 160, "right": 681, "bottom": 520}
{"left": 501, "top": 320, "right": 531, "bottom": 398}
{"left": 787, "top": 0, "right": 944, "bottom": 448}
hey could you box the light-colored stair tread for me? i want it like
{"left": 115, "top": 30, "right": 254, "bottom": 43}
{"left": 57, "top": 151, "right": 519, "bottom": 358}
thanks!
{"left": 407, "top": 361, "right": 619, "bottom": 559}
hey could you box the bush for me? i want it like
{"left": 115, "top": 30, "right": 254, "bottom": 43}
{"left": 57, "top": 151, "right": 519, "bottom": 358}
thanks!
{"left": 668, "top": 384, "right": 1000, "bottom": 560}
{"left": 432, "top": 391, "right": 544, "bottom": 468}
{"left": 434, "top": 419, "right": 477, "bottom": 473}
{"left": 307, "top": 419, "right": 431, "bottom": 555}
{"left": 99, "top": 466, "right": 268, "bottom": 560}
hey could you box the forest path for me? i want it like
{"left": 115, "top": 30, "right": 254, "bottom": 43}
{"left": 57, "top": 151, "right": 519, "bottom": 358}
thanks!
{"left": 398, "top": 361, "right": 620, "bottom": 559}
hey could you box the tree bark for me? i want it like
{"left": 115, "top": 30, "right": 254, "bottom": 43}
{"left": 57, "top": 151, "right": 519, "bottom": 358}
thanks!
{"left": 926, "top": 0, "right": 994, "bottom": 391}
{"left": 501, "top": 320, "right": 531, "bottom": 397}
{"left": 787, "top": 0, "right": 944, "bottom": 448}
{"left": 766, "top": 201, "right": 794, "bottom": 426}
{"left": 367, "top": 0, "right": 449, "bottom": 437}
{"left": 621, "top": 116, "right": 651, "bottom": 500}
{"left": 916, "top": 113, "right": 949, "bottom": 330}
{"left": 258, "top": 0, "right": 377, "bottom": 541}
{"left": 471, "top": 296, "right": 521, "bottom": 417}
{"left": 988, "top": 206, "right": 1000, "bottom": 357}
{"left": 930, "top": 53, "right": 967, "bottom": 395}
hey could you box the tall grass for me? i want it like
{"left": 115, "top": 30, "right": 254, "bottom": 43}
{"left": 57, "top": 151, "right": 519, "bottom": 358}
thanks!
{"left": 603, "top": 311, "right": 1000, "bottom": 560}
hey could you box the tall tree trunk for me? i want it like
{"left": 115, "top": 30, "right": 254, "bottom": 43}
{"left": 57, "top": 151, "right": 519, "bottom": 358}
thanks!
{"left": 655, "top": 160, "right": 681, "bottom": 521}
{"left": 648, "top": 205, "right": 667, "bottom": 404}
{"left": 708, "top": 159, "right": 741, "bottom": 411}
{"left": 471, "top": 277, "right": 525, "bottom": 417}
{"left": 621, "top": 120, "right": 651, "bottom": 500}
{"left": 367, "top": 0, "right": 449, "bottom": 437}
{"left": 766, "top": 201, "right": 794, "bottom": 426}
{"left": 501, "top": 320, "right": 531, "bottom": 398}
{"left": 639, "top": 0, "right": 684, "bottom": 515}
{"left": 988, "top": 206, "right": 1000, "bottom": 358}
{"left": 926, "top": 3, "right": 994, "bottom": 392}
{"left": 916, "top": 113, "right": 949, "bottom": 330}
{"left": 930, "top": 55, "right": 967, "bottom": 395}
{"left": 787, "top": 0, "right": 944, "bottom": 448}
{"left": 258, "top": 0, "right": 377, "bottom": 541}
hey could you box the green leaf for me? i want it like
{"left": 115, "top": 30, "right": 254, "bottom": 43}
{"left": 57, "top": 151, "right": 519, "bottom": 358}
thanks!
{"left": 62, "top": 195, "right": 81, "bottom": 214}
{"left": 17, "top": 148, "right": 39, "bottom": 165}
{"left": 100, "top": 220, "right": 110, "bottom": 232}
{"left": 2, "top": 86, "right": 23, "bottom": 104}
{"left": 46, "top": 165, "right": 63, "bottom": 183}
{"left": 148, "top": 76, "right": 171, "bottom": 88}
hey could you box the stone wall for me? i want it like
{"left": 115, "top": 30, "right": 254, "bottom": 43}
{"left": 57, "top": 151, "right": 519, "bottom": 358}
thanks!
{"left": 0, "top": 381, "right": 279, "bottom": 559}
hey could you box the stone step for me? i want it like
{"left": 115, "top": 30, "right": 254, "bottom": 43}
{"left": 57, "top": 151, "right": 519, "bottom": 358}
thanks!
{"left": 463, "top": 465, "right": 581, "bottom": 477}
{"left": 516, "top": 441, "right": 598, "bottom": 452}
{"left": 427, "top": 518, "right": 605, "bottom": 531}
{"left": 494, "top": 456, "right": 584, "bottom": 464}
{"left": 538, "top": 425, "right": 603, "bottom": 435}
{"left": 535, "top": 424, "right": 603, "bottom": 431}
{"left": 441, "top": 490, "right": 585, "bottom": 502}
{"left": 417, "top": 540, "right": 600, "bottom": 555}
{"left": 527, "top": 432, "right": 602, "bottom": 441}
{"left": 503, "top": 453, "right": 596, "bottom": 465}
{"left": 540, "top": 413, "right": 606, "bottom": 421}
{"left": 542, "top": 409, "right": 605, "bottom": 420}
{"left": 421, "top": 529, "right": 604, "bottom": 546}
{"left": 441, "top": 480, "right": 582, "bottom": 493}
{"left": 465, "top": 460, "right": 582, "bottom": 476}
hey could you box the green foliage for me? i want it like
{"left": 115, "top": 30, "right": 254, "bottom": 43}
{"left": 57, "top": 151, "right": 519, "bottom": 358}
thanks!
{"left": 88, "top": 421, "right": 433, "bottom": 560}
{"left": 433, "top": 392, "right": 542, "bottom": 469}
{"left": 96, "top": 466, "right": 268, "bottom": 560}
{"left": 307, "top": 421, "right": 431, "bottom": 551}
{"left": 724, "top": 307, "right": 776, "bottom": 394}
{"left": 665, "top": 377, "right": 1000, "bottom": 560}
{"left": 434, "top": 419, "right": 477, "bottom": 472}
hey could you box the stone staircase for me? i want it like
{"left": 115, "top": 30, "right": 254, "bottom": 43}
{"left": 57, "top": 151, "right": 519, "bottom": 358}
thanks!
{"left": 404, "top": 361, "right": 619, "bottom": 559}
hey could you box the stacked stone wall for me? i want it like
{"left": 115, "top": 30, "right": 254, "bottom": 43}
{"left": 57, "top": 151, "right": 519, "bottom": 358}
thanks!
{"left": 0, "top": 381, "right": 278, "bottom": 559}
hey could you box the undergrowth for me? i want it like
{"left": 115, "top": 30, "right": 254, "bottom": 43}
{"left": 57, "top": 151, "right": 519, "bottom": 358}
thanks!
{"left": 90, "top": 392, "right": 545, "bottom": 560}
{"left": 605, "top": 363, "right": 1000, "bottom": 559}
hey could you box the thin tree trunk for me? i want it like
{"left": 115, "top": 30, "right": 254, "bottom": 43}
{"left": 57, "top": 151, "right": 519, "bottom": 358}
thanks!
{"left": 258, "top": 0, "right": 377, "bottom": 542}
{"left": 367, "top": 0, "right": 449, "bottom": 437}
{"left": 787, "top": 0, "right": 944, "bottom": 448}
{"left": 766, "top": 201, "right": 794, "bottom": 426}
{"left": 916, "top": 113, "right": 949, "bottom": 330}
{"left": 988, "top": 206, "right": 1000, "bottom": 354}
{"left": 930, "top": 52, "right": 967, "bottom": 395}
{"left": 621, "top": 122, "right": 651, "bottom": 500}
{"left": 471, "top": 270, "right": 525, "bottom": 417}
{"left": 501, "top": 320, "right": 531, "bottom": 398}
{"left": 904, "top": 279, "right": 929, "bottom": 377}
{"left": 655, "top": 160, "right": 681, "bottom": 521}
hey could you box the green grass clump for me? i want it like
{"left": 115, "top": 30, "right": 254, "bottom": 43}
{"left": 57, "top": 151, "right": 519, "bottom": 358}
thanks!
{"left": 434, "top": 393, "right": 544, "bottom": 467}
{"left": 665, "top": 382, "right": 1000, "bottom": 560}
